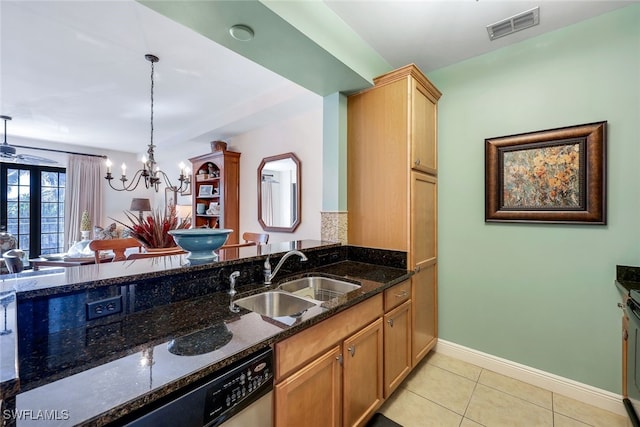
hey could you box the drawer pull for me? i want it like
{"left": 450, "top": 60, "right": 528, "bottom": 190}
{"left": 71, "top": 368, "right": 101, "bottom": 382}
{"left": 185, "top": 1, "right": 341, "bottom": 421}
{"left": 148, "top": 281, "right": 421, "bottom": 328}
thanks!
{"left": 395, "top": 290, "right": 408, "bottom": 298}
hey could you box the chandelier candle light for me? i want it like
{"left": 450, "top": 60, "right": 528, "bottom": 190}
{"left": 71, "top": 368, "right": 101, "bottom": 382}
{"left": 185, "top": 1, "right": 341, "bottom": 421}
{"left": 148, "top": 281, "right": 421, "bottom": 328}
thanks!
{"left": 104, "top": 54, "right": 190, "bottom": 194}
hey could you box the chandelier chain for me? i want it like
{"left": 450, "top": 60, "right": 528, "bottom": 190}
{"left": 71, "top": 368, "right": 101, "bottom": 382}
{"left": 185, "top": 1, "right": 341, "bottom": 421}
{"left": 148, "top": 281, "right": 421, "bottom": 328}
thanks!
{"left": 150, "top": 59, "right": 154, "bottom": 149}
{"left": 103, "top": 54, "right": 190, "bottom": 194}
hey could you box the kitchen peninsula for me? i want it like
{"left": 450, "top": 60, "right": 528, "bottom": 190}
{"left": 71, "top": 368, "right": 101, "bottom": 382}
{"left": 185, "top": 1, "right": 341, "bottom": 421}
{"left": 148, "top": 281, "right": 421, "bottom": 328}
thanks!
{"left": 0, "top": 240, "right": 412, "bottom": 426}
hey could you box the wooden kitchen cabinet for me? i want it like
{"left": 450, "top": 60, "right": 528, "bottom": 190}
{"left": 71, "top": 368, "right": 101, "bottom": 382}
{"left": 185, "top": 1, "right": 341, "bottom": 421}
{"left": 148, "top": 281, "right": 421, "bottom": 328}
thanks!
{"left": 343, "top": 318, "right": 383, "bottom": 427}
{"left": 189, "top": 147, "right": 240, "bottom": 244}
{"left": 348, "top": 64, "right": 441, "bottom": 368}
{"left": 412, "top": 264, "right": 437, "bottom": 364}
{"left": 384, "top": 299, "right": 412, "bottom": 397}
{"left": 383, "top": 280, "right": 411, "bottom": 311}
{"left": 274, "top": 295, "right": 383, "bottom": 427}
{"left": 410, "top": 81, "right": 438, "bottom": 175}
{"left": 274, "top": 345, "right": 342, "bottom": 427}
{"left": 411, "top": 172, "right": 438, "bottom": 365}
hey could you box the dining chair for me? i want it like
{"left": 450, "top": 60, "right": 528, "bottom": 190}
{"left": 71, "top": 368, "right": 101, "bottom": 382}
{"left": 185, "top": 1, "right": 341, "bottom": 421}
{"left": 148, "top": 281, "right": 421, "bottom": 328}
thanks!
{"left": 89, "top": 237, "right": 142, "bottom": 263}
{"left": 242, "top": 232, "right": 269, "bottom": 245}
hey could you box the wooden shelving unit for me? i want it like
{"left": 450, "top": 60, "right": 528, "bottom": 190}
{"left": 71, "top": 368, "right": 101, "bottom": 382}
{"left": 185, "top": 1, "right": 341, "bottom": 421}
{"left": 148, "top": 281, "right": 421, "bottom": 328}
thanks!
{"left": 189, "top": 145, "right": 241, "bottom": 245}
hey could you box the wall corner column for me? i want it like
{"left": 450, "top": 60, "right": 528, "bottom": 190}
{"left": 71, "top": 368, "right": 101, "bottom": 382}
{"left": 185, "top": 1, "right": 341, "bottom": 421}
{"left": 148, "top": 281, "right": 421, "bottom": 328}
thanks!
{"left": 321, "top": 92, "right": 348, "bottom": 244}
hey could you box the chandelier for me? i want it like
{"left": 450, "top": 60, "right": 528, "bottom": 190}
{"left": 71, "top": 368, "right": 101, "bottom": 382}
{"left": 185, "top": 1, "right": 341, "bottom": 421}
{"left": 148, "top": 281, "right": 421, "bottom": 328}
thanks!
{"left": 104, "top": 54, "right": 190, "bottom": 194}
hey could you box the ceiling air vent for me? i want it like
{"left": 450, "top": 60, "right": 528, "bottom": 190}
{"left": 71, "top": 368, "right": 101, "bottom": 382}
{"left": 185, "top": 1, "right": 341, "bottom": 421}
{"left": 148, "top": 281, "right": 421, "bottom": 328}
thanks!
{"left": 486, "top": 7, "right": 540, "bottom": 41}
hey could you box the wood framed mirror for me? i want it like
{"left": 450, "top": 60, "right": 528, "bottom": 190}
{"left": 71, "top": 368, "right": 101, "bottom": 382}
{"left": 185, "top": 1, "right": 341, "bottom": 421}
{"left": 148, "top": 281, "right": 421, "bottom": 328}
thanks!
{"left": 258, "top": 152, "right": 301, "bottom": 232}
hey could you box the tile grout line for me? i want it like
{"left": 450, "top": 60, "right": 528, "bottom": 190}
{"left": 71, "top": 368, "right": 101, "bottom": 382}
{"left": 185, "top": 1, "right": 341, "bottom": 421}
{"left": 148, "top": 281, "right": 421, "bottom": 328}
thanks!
{"left": 399, "top": 385, "right": 469, "bottom": 420}
{"left": 460, "top": 368, "right": 482, "bottom": 426}
{"left": 437, "top": 363, "right": 556, "bottom": 424}
{"left": 423, "top": 356, "right": 622, "bottom": 426}
{"left": 550, "top": 391, "right": 598, "bottom": 427}
{"left": 476, "top": 381, "right": 555, "bottom": 413}
{"left": 474, "top": 366, "right": 561, "bottom": 414}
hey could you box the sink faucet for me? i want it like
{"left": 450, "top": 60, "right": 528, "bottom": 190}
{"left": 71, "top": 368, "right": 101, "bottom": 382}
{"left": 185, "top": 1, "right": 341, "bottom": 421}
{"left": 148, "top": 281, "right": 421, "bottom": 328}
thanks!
{"left": 229, "top": 271, "right": 240, "bottom": 313}
{"left": 263, "top": 250, "right": 308, "bottom": 285}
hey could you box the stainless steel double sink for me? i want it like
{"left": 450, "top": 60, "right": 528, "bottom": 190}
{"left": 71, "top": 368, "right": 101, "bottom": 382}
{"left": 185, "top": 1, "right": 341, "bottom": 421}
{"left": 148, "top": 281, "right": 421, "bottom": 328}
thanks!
{"left": 233, "top": 276, "right": 361, "bottom": 318}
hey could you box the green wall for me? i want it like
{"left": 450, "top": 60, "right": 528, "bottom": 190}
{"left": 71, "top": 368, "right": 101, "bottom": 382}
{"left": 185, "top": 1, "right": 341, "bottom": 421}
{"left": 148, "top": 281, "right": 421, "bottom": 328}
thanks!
{"left": 429, "top": 4, "right": 640, "bottom": 393}
{"left": 322, "top": 93, "right": 348, "bottom": 212}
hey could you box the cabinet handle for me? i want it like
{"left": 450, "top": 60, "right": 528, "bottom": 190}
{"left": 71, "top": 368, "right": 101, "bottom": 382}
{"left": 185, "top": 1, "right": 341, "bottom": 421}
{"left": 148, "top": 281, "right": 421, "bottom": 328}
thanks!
{"left": 395, "top": 290, "right": 408, "bottom": 298}
{"left": 348, "top": 345, "right": 356, "bottom": 357}
{"left": 415, "top": 158, "right": 421, "bottom": 166}
{"left": 336, "top": 354, "right": 343, "bottom": 365}
{"left": 387, "top": 318, "right": 394, "bottom": 327}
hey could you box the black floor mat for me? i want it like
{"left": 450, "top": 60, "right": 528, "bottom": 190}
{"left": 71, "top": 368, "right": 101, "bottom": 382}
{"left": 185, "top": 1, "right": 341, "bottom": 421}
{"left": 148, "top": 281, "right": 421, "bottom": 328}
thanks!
{"left": 366, "top": 412, "right": 403, "bottom": 427}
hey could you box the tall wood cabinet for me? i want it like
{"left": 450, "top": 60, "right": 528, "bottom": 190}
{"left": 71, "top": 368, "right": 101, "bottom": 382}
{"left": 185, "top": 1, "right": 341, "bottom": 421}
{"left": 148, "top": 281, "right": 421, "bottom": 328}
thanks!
{"left": 189, "top": 147, "right": 240, "bottom": 245}
{"left": 347, "top": 64, "right": 441, "bottom": 367}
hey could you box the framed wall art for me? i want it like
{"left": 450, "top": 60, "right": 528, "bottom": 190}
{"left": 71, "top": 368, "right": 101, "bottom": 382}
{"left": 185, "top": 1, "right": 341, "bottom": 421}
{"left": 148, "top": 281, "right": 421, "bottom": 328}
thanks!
{"left": 165, "top": 186, "right": 177, "bottom": 216}
{"left": 485, "top": 121, "right": 607, "bottom": 224}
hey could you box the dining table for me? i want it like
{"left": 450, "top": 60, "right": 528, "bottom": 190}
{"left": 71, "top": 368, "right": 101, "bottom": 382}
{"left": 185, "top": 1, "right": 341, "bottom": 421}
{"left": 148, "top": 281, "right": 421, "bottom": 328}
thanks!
{"left": 29, "top": 254, "right": 114, "bottom": 270}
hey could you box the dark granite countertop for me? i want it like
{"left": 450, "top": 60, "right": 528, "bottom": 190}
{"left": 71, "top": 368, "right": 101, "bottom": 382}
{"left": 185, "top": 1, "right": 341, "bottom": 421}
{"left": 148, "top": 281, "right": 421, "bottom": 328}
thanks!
{"left": 616, "top": 265, "right": 640, "bottom": 292}
{"left": 1, "top": 241, "right": 411, "bottom": 426}
{"left": 8, "top": 240, "right": 341, "bottom": 300}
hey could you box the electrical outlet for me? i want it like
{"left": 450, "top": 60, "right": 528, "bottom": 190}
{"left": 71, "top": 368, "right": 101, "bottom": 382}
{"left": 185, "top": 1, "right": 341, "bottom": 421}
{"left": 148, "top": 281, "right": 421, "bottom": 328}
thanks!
{"left": 86, "top": 295, "right": 123, "bottom": 321}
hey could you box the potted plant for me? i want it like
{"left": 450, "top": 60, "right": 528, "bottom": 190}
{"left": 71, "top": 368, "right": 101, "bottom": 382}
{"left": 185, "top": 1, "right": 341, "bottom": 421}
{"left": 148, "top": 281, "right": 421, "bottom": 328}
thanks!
{"left": 114, "top": 204, "right": 191, "bottom": 249}
{"left": 80, "top": 210, "right": 92, "bottom": 240}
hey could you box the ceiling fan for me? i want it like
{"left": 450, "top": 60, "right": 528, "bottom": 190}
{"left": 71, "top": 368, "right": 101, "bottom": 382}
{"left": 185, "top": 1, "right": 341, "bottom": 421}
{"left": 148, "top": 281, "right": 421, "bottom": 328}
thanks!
{"left": 0, "top": 115, "right": 58, "bottom": 165}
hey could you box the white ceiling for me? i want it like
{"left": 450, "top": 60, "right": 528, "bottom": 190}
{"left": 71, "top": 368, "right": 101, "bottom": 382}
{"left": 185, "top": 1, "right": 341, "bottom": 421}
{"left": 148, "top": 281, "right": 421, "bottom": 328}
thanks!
{"left": 325, "top": 0, "right": 637, "bottom": 73}
{"left": 1, "top": 0, "right": 636, "bottom": 155}
{"left": 0, "top": 0, "right": 317, "bottom": 153}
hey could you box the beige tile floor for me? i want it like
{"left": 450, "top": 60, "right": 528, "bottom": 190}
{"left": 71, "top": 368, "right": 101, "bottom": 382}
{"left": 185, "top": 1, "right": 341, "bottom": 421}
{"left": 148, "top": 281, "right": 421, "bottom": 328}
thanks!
{"left": 379, "top": 352, "right": 630, "bottom": 427}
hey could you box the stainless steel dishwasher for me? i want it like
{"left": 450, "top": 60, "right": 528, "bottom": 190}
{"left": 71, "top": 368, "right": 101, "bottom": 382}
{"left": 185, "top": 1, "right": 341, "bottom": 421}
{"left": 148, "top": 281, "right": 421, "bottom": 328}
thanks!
{"left": 124, "top": 346, "right": 273, "bottom": 427}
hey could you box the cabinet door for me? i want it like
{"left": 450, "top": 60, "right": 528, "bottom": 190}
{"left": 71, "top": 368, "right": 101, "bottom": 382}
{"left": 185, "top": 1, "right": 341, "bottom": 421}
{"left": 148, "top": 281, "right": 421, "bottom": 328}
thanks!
{"left": 275, "top": 345, "right": 342, "bottom": 427}
{"left": 347, "top": 79, "right": 410, "bottom": 252}
{"left": 411, "top": 172, "right": 437, "bottom": 267}
{"left": 410, "top": 80, "right": 438, "bottom": 175}
{"left": 343, "top": 319, "right": 383, "bottom": 427}
{"left": 384, "top": 300, "right": 412, "bottom": 397}
{"left": 412, "top": 264, "right": 437, "bottom": 366}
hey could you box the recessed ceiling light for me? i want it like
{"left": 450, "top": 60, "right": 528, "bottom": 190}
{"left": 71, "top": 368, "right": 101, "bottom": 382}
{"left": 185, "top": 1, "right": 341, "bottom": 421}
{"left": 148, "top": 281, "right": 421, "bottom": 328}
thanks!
{"left": 229, "top": 24, "right": 254, "bottom": 42}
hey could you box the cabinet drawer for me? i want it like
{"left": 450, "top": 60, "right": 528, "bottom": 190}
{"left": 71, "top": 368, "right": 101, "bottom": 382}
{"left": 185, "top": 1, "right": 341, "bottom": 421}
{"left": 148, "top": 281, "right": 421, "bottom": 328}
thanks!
{"left": 275, "top": 294, "right": 383, "bottom": 381}
{"left": 384, "top": 280, "right": 411, "bottom": 311}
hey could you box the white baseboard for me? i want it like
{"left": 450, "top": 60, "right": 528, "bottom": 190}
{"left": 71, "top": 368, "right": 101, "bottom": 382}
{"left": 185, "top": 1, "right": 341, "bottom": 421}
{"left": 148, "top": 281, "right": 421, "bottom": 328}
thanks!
{"left": 435, "top": 339, "right": 627, "bottom": 417}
